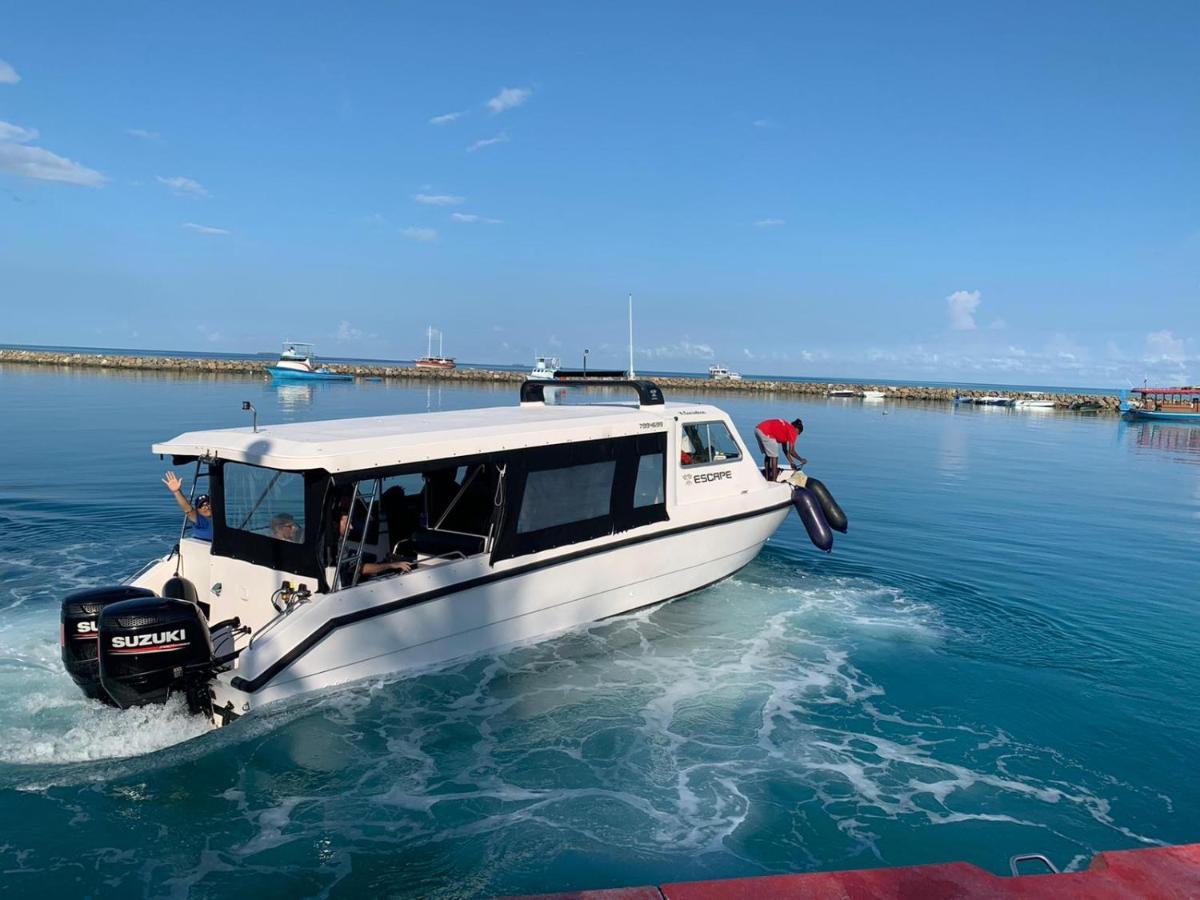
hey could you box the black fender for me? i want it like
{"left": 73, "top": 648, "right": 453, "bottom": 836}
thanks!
{"left": 792, "top": 486, "right": 834, "bottom": 552}
{"left": 806, "top": 478, "right": 848, "bottom": 534}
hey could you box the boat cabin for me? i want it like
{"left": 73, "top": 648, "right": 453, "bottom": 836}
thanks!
{"left": 153, "top": 381, "right": 763, "bottom": 635}
{"left": 1130, "top": 387, "right": 1200, "bottom": 414}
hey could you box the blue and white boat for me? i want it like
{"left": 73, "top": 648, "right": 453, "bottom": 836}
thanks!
{"left": 267, "top": 342, "right": 353, "bottom": 382}
{"left": 1121, "top": 387, "right": 1200, "bottom": 421}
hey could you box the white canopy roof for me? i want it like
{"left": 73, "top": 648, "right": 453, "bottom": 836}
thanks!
{"left": 153, "top": 401, "right": 705, "bottom": 473}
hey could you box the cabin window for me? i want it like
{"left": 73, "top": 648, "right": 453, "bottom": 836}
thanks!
{"left": 680, "top": 421, "right": 742, "bottom": 467}
{"left": 222, "top": 463, "right": 307, "bottom": 542}
{"left": 634, "top": 453, "right": 665, "bottom": 507}
{"left": 517, "top": 461, "right": 616, "bottom": 533}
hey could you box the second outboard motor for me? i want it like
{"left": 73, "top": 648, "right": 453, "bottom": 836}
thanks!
{"left": 806, "top": 477, "right": 848, "bottom": 534}
{"left": 98, "top": 596, "right": 215, "bottom": 711}
{"left": 792, "top": 486, "right": 834, "bottom": 552}
{"left": 61, "top": 585, "right": 156, "bottom": 702}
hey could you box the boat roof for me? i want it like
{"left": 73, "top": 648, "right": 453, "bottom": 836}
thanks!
{"left": 153, "top": 400, "right": 709, "bottom": 473}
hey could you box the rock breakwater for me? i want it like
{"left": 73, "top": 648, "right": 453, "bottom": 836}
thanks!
{"left": 0, "top": 349, "right": 1121, "bottom": 412}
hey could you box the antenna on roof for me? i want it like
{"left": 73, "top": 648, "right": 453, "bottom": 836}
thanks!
{"left": 627, "top": 292, "right": 636, "bottom": 379}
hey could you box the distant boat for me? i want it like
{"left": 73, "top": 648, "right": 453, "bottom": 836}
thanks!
{"left": 828, "top": 388, "right": 865, "bottom": 398}
{"left": 1121, "top": 387, "right": 1200, "bottom": 421}
{"left": 1015, "top": 399, "right": 1056, "bottom": 409}
{"left": 415, "top": 326, "right": 456, "bottom": 370}
{"left": 267, "top": 342, "right": 353, "bottom": 382}
{"left": 708, "top": 364, "right": 742, "bottom": 382}
{"left": 862, "top": 390, "right": 887, "bottom": 401}
{"left": 528, "top": 356, "right": 560, "bottom": 381}
{"left": 957, "top": 394, "right": 1014, "bottom": 406}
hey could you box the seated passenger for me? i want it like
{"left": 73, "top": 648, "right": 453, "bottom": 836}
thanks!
{"left": 337, "top": 508, "right": 413, "bottom": 586}
{"left": 270, "top": 512, "right": 303, "bottom": 543}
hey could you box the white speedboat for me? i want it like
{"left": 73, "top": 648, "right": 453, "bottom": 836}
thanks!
{"left": 59, "top": 380, "right": 836, "bottom": 729}
{"left": 267, "top": 342, "right": 353, "bottom": 382}
{"left": 708, "top": 364, "right": 742, "bottom": 381}
{"left": 528, "top": 356, "right": 560, "bottom": 380}
{"left": 862, "top": 390, "right": 886, "bottom": 401}
{"left": 827, "top": 388, "right": 865, "bottom": 398}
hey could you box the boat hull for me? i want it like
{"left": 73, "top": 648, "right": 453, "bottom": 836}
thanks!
{"left": 212, "top": 501, "right": 790, "bottom": 719}
{"left": 1122, "top": 408, "right": 1200, "bottom": 422}
{"left": 268, "top": 367, "right": 353, "bottom": 382}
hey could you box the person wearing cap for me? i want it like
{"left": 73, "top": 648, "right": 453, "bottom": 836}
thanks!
{"left": 753, "top": 417, "right": 807, "bottom": 481}
{"left": 162, "top": 471, "right": 213, "bottom": 541}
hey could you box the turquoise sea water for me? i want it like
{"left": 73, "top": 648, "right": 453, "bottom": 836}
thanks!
{"left": 0, "top": 365, "right": 1197, "bottom": 898}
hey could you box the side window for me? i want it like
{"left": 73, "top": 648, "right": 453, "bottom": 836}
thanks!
{"left": 680, "top": 421, "right": 742, "bottom": 467}
{"left": 222, "top": 463, "right": 306, "bottom": 542}
{"left": 517, "top": 461, "right": 616, "bottom": 533}
{"left": 634, "top": 453, "right": 664, "bottom": 507}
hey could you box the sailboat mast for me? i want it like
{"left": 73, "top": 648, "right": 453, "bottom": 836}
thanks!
{"left": 426, "top": 326, "right": 432, "bottom": 358}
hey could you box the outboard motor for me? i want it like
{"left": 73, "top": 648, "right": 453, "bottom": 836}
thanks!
{"left": 98, "top": 596, "right": 215, "bottom": 713}
{"left": 61, "top": 585, "right": 156, "bottom": 702}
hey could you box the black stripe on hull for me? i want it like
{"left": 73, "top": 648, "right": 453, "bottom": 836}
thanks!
{"left": 230, "top": 499, "right": 792, "bottom": 694}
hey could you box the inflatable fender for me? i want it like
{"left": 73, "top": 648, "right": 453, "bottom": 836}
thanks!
{"left": 791, "top": 486, "right": 834, "bottom": 552}
{"left": 806, "top": 478, "right": 848, "bottom": 534}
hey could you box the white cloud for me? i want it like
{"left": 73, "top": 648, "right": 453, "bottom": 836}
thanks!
{"left": 126, "top": 128, "right": 161, "bottom": 141}
{"left": 429, "top": 111, "right": 465, "bottom": 125}
{"left": 752, "top": 118, "right": 773, "bottom": 128}
{"left": 182, "top": 222, "right": 229, "bottom": 235}
{"left": 1144, "top": 329, "right": 1185, "bottom": 362}
{"left": 336, "top": 320, "right": 364, "bottom": 342}
{"left": 0, "top": 59, "right": 19, "bottom": 85}
{"left": 467, "top": 133, "right": 509, "bottom": 152}
{"left": 946, "top": 289, "right": 982, "bottom": 331}
{"left": 414, "top": 192, "right": 464, "bottom": 206}
{"left": 156, "top": 175, "right": 209, "bottom": 198}
{"left": 450, "top": 212, "right": 502, "bottom": 224}
{"left": 754, "top": 218, "right": 785, "bottom": 227}
{"left": 0, "top": 121, "right": 37, "bottom": 142}
{"left": 0, "top": 120, "right": 107, "bottom": 187}
{"left": 642, "top": 339, "right": 715, "bottom": 360}
{"left": 486, "top": 87, "right": 531, "bottom": 114}
{"left": 195, "top": 325, "right": 223, "bottom": 343}
{"left": 402, "top": 226, "right": 437, "bottom": 242}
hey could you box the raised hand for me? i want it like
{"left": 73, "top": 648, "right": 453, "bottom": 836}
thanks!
{"left": 162, "top": 471, "right": 183, "bottom": 493}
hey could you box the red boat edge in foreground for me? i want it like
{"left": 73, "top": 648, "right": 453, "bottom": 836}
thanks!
{"left": 512, "top": 843, "right": 1200, "bottom": 899}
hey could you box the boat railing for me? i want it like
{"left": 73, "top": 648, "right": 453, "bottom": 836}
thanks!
{"left": 519, "top": 379, "right": 664, "bottom": 407}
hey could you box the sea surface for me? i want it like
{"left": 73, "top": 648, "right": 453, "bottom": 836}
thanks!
{"left": 0, "top": 365, "right": 1196, "bottom": 899}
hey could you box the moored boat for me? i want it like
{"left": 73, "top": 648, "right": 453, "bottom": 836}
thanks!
{"left": 708, "top": 364, "right": 742, "bottom": 381}
{"left": 1121, "top": 387, "right": 1200, "bottom": 421}
{"left": 528, "top": 356, "right": 559, "bottom": 380}
{"left": 414, "top": 326, "right": 455, "bottom": 370}
{"left": 267, "top": 342, "right": 353, "bottom": 381}
{"left": 58, "top": 379, "right": 844, "bottom": 729}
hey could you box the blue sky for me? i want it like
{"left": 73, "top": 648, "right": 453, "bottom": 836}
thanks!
{"left": 1, "top": 2, "right": 1197, "bottom": 386}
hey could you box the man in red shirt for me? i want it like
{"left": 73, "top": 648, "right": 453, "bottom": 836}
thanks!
{"left": 754, "top": 417, "right": 806, "bottom": 481}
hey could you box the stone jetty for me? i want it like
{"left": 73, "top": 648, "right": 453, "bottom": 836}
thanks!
{"left": 0, "top": 348, "right": 1122, "bottom": 413}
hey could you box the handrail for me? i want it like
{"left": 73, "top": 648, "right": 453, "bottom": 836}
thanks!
{"left": 519, "top": 378, "right": 664, "bottom": 407}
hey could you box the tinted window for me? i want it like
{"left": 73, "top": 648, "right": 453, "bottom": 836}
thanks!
{"left": 222, "top": 463, "right": 306, "bottom": 542}
{"left": 680, "top": 421, "right": 742, "bottom": 467}
{"left": 634, "top": 453, "right": 664, "bottom": 507}
{"left": 517, "top": 461, "right": 615, "bottom": 533}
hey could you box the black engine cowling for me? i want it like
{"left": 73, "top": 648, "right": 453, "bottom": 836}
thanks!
{"left": 61, "top": 585, "right": 157, "bottom": 702}
{"left": 98, "top": 596, "right": 215, "bottom": 709}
